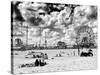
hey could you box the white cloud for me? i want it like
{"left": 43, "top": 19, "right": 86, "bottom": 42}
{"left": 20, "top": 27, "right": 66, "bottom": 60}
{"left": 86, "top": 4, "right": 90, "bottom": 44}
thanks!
{"left": 29, "top": 27, "right": 41, "bottom": 37}
{"left": 39, "top": 14, "right": 51, "bottom": 27}
{"left": 16, "top": 3, "right": 97, "bottom": 46}
{"left": 41, "top": 28, "right": 50, "bottom": 37}
{"left": 50, "top": 31, "right": 59, "bottom": 37}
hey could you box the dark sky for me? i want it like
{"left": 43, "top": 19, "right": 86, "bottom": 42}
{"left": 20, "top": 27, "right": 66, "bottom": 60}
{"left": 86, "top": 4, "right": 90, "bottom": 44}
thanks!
{"left": 11, "top": 1, "right": 25, "bottom": 22}
{"left": 11, "top": 1, "right": 79, "bottom": 22}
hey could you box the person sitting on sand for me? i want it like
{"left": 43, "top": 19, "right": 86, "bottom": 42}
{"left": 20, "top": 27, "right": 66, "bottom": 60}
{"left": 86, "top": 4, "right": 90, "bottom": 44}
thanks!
{"left": 44, "top": 53, "right": 48, "bottom": 59}
{"left": 34, "top": 59, "right": 39, "bottom": 66}
{"left": 39, "top": 59, "right": 46, "bottom": 66}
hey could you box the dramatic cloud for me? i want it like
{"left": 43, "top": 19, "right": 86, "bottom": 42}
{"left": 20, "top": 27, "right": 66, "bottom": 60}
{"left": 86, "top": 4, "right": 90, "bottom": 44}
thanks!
{"left": 13, "top": 2, "right": 97, "bottom": 46}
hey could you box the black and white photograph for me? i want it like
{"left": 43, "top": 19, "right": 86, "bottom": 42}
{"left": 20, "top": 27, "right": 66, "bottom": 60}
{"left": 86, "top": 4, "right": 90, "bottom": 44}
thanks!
{"left": 11, "top": 1, "right": 98, "bottom": 74}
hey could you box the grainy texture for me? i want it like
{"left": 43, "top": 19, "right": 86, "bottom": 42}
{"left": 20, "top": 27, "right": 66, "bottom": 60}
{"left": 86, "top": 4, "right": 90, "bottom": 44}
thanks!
{"left": 11, "top": 1, "right": 98, "bottom": 74}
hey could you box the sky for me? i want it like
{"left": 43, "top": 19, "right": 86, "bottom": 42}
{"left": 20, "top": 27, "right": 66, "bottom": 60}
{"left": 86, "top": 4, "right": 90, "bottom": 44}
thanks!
{"left": 12, "top": 1, "right": 97, "bottom": 46}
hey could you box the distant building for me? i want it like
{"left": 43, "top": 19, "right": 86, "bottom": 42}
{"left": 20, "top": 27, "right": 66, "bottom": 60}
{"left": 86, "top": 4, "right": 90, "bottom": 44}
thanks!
{"left": 12, "top": 26, "right": 27, "bottom": 48}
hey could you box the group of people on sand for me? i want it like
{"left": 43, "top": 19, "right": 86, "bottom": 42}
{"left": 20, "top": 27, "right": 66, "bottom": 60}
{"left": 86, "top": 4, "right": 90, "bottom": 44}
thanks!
{"left": 34, "top": 53, "right": 48, "bottom": 67}
{"left": 20, "top": 58, "right": 47, "bottom": 68}
{"left": 33, "top": 53, "right": 48, "bottom": 59}
{"left": 34, "top": 58, "right": 47, "bottom": 67}
{"left": 80, "top": 48, "right": 93, "bottom": 57}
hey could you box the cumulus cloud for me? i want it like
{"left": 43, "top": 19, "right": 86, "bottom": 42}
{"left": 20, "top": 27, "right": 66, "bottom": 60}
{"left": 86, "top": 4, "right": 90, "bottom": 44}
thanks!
{"left": 41, "top": 28, "right": 50, "bottom": 37}
{"left": 14, "top": 2, "right": 97, "bottom": 46}
{"left": 29, "top": 27, "right": 41, "bottom": 37}
{"left": 18, "top": 2, "right": 46, "bottom": 21}
{"left": 50, "top": 31, "right": 59, "bottom": 37}
{"left": 39, "top": 14, "right": 51, "bottom": 27}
